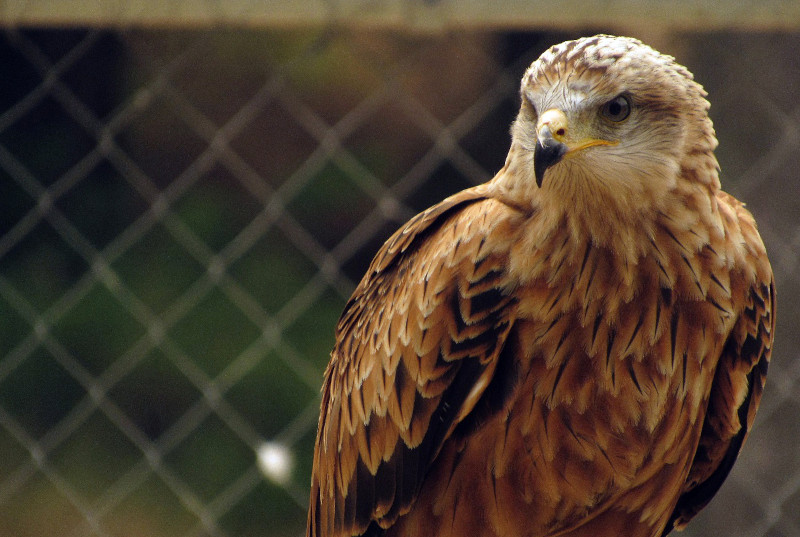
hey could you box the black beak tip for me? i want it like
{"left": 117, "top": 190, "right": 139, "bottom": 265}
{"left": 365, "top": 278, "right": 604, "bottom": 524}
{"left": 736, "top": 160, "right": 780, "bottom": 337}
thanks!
{"left": 534, "top": 156, "right": 546, "bottom": 188}
{"left": 534, "top": 139, "right": 567, "bottom": 188}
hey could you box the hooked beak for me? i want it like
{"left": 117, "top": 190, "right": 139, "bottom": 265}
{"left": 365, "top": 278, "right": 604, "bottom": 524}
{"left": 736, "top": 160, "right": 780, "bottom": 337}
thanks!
{"left": 533, "top": 108, "right": 618, "bottom": 188}
{"left": 534, "top": 126, "right": 567, "bottom": 188}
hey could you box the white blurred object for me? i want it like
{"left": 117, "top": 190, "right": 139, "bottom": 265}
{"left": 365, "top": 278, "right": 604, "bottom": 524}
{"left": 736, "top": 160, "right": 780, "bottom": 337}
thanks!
{"left": 257, "top": 441, "right": 294, "bottom": 485}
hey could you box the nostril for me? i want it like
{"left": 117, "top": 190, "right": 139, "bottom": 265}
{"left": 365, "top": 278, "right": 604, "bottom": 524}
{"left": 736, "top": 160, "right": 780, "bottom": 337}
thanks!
{"left": 537, "top": 109, "right": 569, "bottom": 140}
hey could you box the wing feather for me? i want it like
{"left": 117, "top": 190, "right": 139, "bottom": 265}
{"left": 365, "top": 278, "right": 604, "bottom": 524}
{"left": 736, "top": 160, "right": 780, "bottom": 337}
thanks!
{"left": 664, "top": 214, "right": 775, "bottom": 535}
{"left": 308, "top": 186, "right": 523, "bottom": 537}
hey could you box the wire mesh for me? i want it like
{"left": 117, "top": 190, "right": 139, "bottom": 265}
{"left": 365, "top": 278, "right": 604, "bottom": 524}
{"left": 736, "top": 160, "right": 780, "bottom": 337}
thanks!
{"left": 0, "top": 25, "right": 798, "bottom": 537}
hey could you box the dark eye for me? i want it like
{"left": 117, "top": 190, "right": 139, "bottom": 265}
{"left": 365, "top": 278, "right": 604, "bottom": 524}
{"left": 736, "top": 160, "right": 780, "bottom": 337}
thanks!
{"left": 601, "top": 95, "right": 631, "bottom": 122}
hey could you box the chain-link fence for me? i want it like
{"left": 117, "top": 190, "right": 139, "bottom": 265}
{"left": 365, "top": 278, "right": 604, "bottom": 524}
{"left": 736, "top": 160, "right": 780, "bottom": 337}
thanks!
{"left": 0, "top": 15, "right": 798, "bottom": 537}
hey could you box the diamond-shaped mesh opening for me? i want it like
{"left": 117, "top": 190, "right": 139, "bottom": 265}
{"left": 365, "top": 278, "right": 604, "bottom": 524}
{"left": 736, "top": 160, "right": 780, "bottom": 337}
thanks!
{"left": 114, "top": 94, "right": 209, "bottom": 189}
{"left": 107, "top": 349, "right": 201, "bottom": 440}
{"left": 284, "top": 160, "right": 375, "bottom": 250}
{"left": 228, "top": 99, "right": 319, "bottom": 189}
{"left": 218, "top": 480, "right": 306, "bottom": 537}
{"left": 101, "top": 474, "right": 200, "bottom": 537}
{"left": 110, "top": 223, "right": 206, "bottom": 314}
{"left": 168, "top": 287, "right": 262, "bottom": 377}
{"left": 0, "top": 220, "right": 89, "bottom": 311}
{"left": 48, "top": 411, "right": 141, "bottom": 503}
{"left": 58, "top": 32, "right": 133, "bottom": 121}
{"left": 0, "top": 346, "right": 86, "bottom": 438}
{"left": 0, "top": 95, "right": 96, "bottom": 187}
{"left": 54, "top": 160, "right": 150, "bottom": 249}
{"left": 225, "top": 350, "right": 316, "bottom": 438}
{"left": 171, "top": 165, "right": 264, "bottom": 252}
{"left": 0, "top": 471, "right": 85, "bottom": 537}
{"left": 227, "top": 228, "right": 319, "bottom": 314}
{"left": 50, "top": 283, "right": 146, "bottom": 376}
{"left": 163, "top": 414, "right": 253, "bottom": 502}
{"left": 341, "top": 98, "right": 437, "bottom": 188}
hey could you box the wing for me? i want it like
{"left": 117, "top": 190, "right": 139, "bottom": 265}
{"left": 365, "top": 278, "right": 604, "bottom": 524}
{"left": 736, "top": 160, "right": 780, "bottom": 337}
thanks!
{"left": 308, "top": 186, "right": 524, "bottom": 537}
{"left": 664, "top": 204, "right": 775, "bottom": 534}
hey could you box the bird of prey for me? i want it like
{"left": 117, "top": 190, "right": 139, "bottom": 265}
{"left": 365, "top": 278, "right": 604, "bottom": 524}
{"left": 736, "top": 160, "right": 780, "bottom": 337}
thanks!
{"left": 307, "top": 35, "right": 775, "bottom": 537}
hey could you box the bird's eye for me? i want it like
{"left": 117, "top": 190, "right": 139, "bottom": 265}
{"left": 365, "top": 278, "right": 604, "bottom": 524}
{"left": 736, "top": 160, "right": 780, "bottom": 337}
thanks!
{"left": 601, "top": 95, "right": 631, "bottom": 122}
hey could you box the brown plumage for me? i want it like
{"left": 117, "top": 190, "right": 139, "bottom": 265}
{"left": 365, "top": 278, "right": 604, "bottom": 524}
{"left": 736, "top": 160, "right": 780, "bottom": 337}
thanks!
{"left": 307, "top": 35, "right": 775, "bottom": 537}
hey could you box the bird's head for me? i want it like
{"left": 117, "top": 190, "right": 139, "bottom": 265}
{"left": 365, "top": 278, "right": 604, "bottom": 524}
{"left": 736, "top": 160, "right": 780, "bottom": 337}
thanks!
{"left": 502, "top": 35, "right": 719, "bottom": 212}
